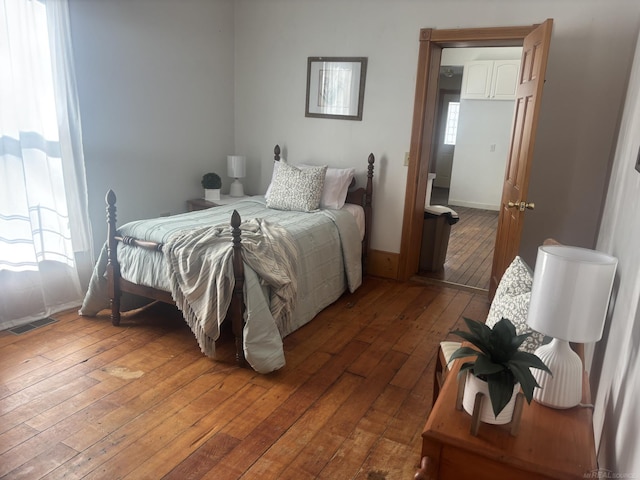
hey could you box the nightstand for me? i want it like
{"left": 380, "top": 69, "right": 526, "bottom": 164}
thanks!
{"left": 187, "top": 195, "right": 250, "bottom": 212}
{"left": 415, "top": 355, "right": 597, "bottom": 479}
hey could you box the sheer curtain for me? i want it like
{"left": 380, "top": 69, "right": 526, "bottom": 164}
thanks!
{"left": 0, "top": 0, "right": 92, "bottom": 330}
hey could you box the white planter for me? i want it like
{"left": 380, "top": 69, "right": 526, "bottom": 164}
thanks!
{"left": 462, "top": 373, "right": 519, "bottom": 425}
{"left": 204, "top": 189, "right": 220, "bottom": 202}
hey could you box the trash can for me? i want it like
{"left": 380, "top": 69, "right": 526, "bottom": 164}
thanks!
{"left": 419, "top": 205, "right": 459, "bottom": 272}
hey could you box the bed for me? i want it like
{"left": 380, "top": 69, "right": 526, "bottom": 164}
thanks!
{"left": 79, "top": 145, "right": 375, "bottom": 373}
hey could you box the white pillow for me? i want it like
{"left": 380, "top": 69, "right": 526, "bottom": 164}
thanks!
{"left": 265, "top": 160, "right": 355, "bottom": 210}
{"left": 266, "top": 162, "right": 327, "bottom": 212}
{"left": 303, "top": 165, "right": 355, "bottom": 210}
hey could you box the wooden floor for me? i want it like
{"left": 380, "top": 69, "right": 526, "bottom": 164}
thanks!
{"left": 0, "top": 277, "right": 489, "bottom": 479}
{"left": 419, "top": 200, "right": 499, "bottom": 291}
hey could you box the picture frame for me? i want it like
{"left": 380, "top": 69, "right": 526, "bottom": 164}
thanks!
{"left": 636, "top": 146, "right": 640, "bottom": 173}
{"left": 305, "top": 57, "right": 368, "bottom": 121}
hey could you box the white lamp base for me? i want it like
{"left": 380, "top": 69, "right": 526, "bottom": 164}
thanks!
{"left": 229, "top": 180, "right": 244, "bottom": 197}
{"left": 532, "top": 338, "right": 583, "bottom": 409}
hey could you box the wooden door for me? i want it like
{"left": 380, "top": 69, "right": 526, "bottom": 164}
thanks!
{"left": 489, "top": 19, "right": 553, "bottom": 296}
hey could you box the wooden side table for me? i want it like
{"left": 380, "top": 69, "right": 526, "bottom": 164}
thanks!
{"left": 416, "top": 357, "right": 597, "bottom": 479}
{"left": 187, "top": 195, "right": 250, "bottom": 212}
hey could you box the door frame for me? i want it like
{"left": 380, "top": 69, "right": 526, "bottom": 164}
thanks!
{"left": 397, "top": 25, "right": 537, "bottom": 283}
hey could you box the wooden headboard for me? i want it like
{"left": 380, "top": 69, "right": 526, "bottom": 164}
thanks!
{"left": 271, "top": 144, "right": 374, "bottom": 270}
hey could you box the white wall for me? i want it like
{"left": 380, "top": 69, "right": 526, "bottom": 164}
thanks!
{"left": 449, "top": 99, "right": 514, "bottom": 210}
{"left": 591, "top": 29, "right": 640, "bottom": 476}
{"left": 444, "top": 47, "right": 520, "bottom": 211}
{"left": 69, "top": 0, "right": 235, "bottom": 254}
{"left": 233, "top": 0, "right": 640, "bottom": 259}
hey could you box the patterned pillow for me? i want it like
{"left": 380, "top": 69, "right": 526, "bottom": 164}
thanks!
{"left": 266, "top": 162, "right": 327, "bottom": 212}
{"left": 494, "top": 255, "right": 533, "bottom": 297}
{"left": 486, "top": 256, "right": 543, "bottom": 353}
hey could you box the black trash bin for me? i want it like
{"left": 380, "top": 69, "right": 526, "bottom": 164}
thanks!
{"left": 419, "top": 205, "right": 459, "bottom": 272}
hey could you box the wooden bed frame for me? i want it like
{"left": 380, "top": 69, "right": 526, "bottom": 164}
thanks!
{"left": 105, "top": 145, "right": 375, "bottom": 367}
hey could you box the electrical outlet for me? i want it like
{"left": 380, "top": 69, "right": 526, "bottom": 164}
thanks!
{"left": 404, "top": 152, "right": 410, "bottom": 166}
{"left": 490, "top": 144, "right": 496, "bottom": 152}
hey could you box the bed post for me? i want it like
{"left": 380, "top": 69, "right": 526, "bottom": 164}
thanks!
{"left": 105, "top": 190, "right": 122, "bottom": 326}
{"left": 363, "top": 153, "right": 375, "bottom": 273}
{"left": 230, "top": 210, "right": 247, "bottom": 367}
{"left": 274, "top": 144, "right": 281, "bottom": 161}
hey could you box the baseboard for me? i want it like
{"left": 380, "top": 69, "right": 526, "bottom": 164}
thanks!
{"left": 367, "top": 249, "right": 400, "bottom": 279}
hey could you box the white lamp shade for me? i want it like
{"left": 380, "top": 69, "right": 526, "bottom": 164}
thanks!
{"left": 527, "top": 245, "right": 617, "bottom": 343}
{"left": 227, "top": 155, "right": 246, "bottom": 179}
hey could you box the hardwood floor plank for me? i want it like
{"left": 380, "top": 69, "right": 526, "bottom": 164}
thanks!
{"left": 0, "top": 320, "right": 169, "bottom": 399}
{"left": 0, "top": 376, "right": 99, "bottom": 437}
{"left": 391, "top": 290, "right": 473, "bottom": 391}
{"left": 0, "top": 423, "right": 38, "bottom": 456}
{"left": 25, "top": 376, "right": 127, "bottom": 432}
{"left": 355, "top": 436, "right": 419, "bottom": 479}
{"left": 2, "top": 442, "right": 78, "bottom": 480}
{"left": 286, "top": 349, "right": 408, "bottom": 478}
{"left": 0, "top": 277, "right": 492, "bottom": 479}
{"left": 46, "top": 370, "right": 244, "bottom": 479}
{"left": 162, "top": 432, "right": 240, "bottom": 480}
{"left": 209, "top": 339, "right": 371, "bottom": 479}
{"left": 240, "top": 372, "right": 363, "bottom": 478}
{"left": 391, "top": 285, "right": 457, "bottom": 357}
{"left": 418, "top": 206, "right": 498, "bottom": 290}
{"left": 61, "top": 355, "right": 223, "bottom": 452}
{"left": 88, "top": 382, "right": 266, "bottom": 480}
{"left": 316, "top": 427, "right": 380, "bottom": 479}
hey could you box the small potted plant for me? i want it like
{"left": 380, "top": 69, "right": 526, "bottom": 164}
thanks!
{"left": 201, "top": 172, "right": 222, "bottom": 202}
{"left": 449, "top": 317, "right": 551, "bottom": 424}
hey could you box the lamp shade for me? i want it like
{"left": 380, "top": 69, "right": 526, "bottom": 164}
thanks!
{"left": 227, "top": 155, "right": 246, "bottom": 179}
{"left": 527, "top": 245, "right": 617, "bottom": 343}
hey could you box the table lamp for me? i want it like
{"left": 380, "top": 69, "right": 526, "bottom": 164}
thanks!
{"left": 526, "top": 245, "right": 617, "bottom": 408}
{"left": 227, "top": 155, "right": 246, "bottom": 197}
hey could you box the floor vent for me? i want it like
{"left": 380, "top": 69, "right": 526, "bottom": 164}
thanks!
{"left": 7, "top": 317, "right": 58, "bottom": 335}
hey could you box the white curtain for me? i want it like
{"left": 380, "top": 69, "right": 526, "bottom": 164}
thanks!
{"left": 0, "top": 0, "right": 92, "bottom": 330}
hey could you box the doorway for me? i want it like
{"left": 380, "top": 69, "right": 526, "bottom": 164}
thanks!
{"left": 418, "top": 47, "right": 522, "bottom": 291}
{"left": 398, "top": 22, "right": 553, "bottom": 298}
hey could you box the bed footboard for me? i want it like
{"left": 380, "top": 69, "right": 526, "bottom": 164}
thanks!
{"left": 229, "top": 210, "right": 246, "bottom": 367}
{"left": 106, "top": 190, "right": 121, "bottom": 326}
{"left": 105, "top": 189, "right": 247, "bottom": 367}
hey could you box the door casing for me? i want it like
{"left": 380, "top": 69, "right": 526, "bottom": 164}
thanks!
{"left": 398, "top": 25, "right": 542, "bottom": 289}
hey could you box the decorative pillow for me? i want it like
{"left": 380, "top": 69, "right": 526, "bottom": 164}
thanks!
{"left": 266, "top": 162, "right": 327, "bottom": 212}
{"left": 265, "top": 160, "right": 282, "bottom": 200}
{"left": 486, "top": 256, "right": 543, "bottom": 353}
{"left": 266, "top": 161, "right": 355, "bottom": 210}
{"left": 494, "top": 255, "right": 533, "bottom": 297}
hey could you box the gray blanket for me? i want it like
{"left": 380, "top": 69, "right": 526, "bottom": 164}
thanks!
{"left": 164, "top": 218, "right": 298, "bottom": 359}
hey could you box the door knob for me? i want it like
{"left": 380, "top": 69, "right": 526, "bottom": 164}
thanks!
{"left": 507, "top": 201, "right": 535, "bottom": 212}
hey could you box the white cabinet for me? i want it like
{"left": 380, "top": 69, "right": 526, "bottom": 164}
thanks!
{"left": 461, "top": 60, "right": 521, "bottom": 100}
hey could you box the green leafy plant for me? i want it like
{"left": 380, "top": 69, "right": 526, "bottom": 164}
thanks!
{"left": 201, "top": 172, "right": 221, "bottom": 189}
{"left": 449, "top": 317, "right": 551, "bottom": 417}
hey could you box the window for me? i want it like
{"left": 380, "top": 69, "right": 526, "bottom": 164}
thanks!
{"left": 1, "top": 0, "right": 73, "bottom": 271}
{"left": 443, "top": 101, "right": 460, "bottom": 145}
{"left": 0, "top": 0, "right": 92, "bottom": 330}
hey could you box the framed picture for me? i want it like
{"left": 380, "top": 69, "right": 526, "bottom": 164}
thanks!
{"left": 305, "top": 57, "right": 367, "bottom": 121}
{"left": 636, "top": 146, "right": 640, "bottom": 173}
